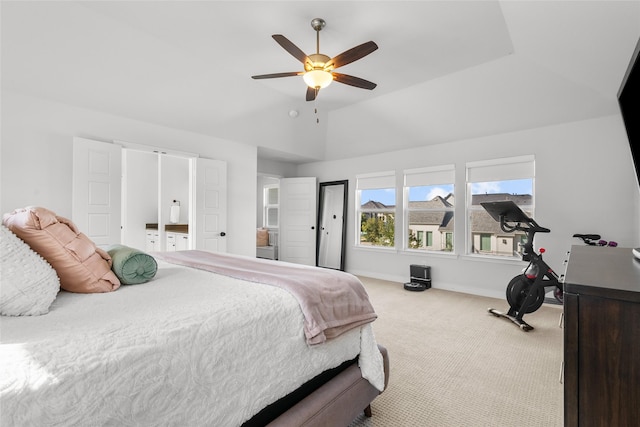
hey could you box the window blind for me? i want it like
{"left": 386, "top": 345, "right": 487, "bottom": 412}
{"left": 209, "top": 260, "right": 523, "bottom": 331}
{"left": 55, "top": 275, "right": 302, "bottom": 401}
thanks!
{"left": 404, "top": 165, "right": 455, "bottom": 187}
{"left": 356, "top": 171, "right": 395, "bottom": 190}
{"left": 466, "top": 155, "right": 534, "bottom": 182}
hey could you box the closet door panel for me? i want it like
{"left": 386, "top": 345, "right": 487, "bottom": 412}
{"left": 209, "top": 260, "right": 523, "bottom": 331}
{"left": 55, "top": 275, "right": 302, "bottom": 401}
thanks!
{"left": 194, "top": 158, "right": 227, "bottom": 253}
{"left": 72, "top": 137, "right": 121, "bottom": 246}
{"left": 279, "top": 177, "right": 317, "bottom": 265}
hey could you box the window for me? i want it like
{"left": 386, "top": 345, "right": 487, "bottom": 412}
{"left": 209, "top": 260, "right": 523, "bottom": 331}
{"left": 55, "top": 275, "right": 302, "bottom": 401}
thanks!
{"left": 445, "top": 232, "right": 453, "bottom": 249}
{"left": 466, "top": 155, "right": 534, "bottom": 258}
{"left": 480, "top": 234, "right": 492, "bottom": 252}
{"left": 263, "top": 184, "right": 279, "bottom": 228}
{"left": 356, "top": 172, "right": 396, "bottom": 248}
{"left": 404, "top": 165, "right": 455, "bottom": 252}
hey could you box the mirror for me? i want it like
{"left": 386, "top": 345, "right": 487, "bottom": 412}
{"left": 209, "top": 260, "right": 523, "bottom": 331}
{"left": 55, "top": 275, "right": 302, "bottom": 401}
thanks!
{"left": 317, "top": 180, "right": 348, "bottom": 270}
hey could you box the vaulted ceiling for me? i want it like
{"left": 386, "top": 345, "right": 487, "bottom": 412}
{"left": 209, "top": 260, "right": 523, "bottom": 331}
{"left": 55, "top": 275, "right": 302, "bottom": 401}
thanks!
{"left": 2, "top": 1, "right": 639, "bottom": 162}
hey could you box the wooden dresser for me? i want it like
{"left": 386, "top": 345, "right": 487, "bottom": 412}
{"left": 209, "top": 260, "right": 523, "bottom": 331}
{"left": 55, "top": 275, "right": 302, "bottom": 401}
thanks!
{"left": 563, "top": 246, "right": 640, "bottom": 427}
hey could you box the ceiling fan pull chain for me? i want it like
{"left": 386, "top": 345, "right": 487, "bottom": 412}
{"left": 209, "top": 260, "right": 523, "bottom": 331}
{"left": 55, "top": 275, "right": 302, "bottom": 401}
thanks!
{"left": 315, "top": 90, "right": 320, "bottom": 124}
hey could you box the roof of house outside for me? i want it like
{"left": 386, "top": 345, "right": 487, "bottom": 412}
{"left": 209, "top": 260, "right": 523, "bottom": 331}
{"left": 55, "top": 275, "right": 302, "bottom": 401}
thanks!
{"left": 471, "top": 193, "right": 531, "bottom": 235}
{"left": 471, "top": 193, "right": 532, "bottom": 206}
{"left": 407, "top": 195, "right": 454, "bottom": 231}
{"left": 363, "top": 193, "right": 531, "bottom": 235}
{"left": 361, "top": 200, "right": 394, "bottom": 209}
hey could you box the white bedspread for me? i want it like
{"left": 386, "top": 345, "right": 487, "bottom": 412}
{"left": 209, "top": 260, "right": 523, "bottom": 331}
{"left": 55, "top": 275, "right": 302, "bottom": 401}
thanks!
{"left": 0, "top": 261, "right": 384, "bottom": 426}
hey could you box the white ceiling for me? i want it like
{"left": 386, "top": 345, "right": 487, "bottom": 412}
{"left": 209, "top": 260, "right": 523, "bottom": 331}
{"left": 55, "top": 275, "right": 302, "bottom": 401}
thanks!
{"left": 2, "top": 1, "right": 639, "bottom": 163}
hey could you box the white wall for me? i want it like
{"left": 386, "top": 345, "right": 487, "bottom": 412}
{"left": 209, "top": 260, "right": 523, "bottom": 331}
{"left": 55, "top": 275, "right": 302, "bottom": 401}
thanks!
{"left": 122, "top": 150, "right": 159, "bottom": 251}
{"left": 160, "top": 155, "right": 190, "bottom": 227}
{"left": 298, "top": 114, "right": 640, "bottom": 298}
{"left": 257, "top": 157, "right": 298, "bottom": 178}
{"left": 1, "top": 91, "right": 257, "bottom": 257}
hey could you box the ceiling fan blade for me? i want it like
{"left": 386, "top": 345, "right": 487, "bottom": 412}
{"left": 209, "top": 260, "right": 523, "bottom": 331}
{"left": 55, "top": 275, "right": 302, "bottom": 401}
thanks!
{"left": 252, "top": 72, "right": 302, "bottom": 80}
{"left": 272, "top": 34, "right": 309, "bottom": 65}
{"left": 327, "top": 41, "right": 378, "bottom": 70}
{"left": 306, "top": 86, "right": 318, "bottom": 101}
{"left": 333, "top": 73, "right": 377, "bottom": 90}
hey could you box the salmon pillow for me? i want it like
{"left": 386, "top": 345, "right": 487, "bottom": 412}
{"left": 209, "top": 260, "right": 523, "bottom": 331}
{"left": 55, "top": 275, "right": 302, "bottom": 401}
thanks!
{"left": 2, "top": 207, "right": 120, "bottom": 293}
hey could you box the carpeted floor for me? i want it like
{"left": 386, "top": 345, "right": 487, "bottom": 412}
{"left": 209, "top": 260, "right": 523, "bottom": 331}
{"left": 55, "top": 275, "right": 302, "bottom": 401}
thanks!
{"left": 349, "top": 276, "right": 564, "bottom": 427}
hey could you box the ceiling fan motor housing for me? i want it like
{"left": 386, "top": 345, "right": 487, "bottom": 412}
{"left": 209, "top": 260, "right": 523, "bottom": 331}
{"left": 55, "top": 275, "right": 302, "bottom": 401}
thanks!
{"left": 306, "top": 53, "right": 332, "bottom": 72}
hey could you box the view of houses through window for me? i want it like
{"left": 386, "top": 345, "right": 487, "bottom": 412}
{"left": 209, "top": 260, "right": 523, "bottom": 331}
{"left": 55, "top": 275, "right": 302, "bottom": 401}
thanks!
{"left": 404, "top": 165, "right": 455, "bottom": 252}
{"left": 468, "top": 183, "right": 532, "bottom": 257}
{"left": 406, "top": 188, "right": 454, "bottom": 252}
{"left": 466, "top": 156, "right": 535, "bottom": 258}
{"left": 355, "top": 157, "right": 534, "bottom": 258}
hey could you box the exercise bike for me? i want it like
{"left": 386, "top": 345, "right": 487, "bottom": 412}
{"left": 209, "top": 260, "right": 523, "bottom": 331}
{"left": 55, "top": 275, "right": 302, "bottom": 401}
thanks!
{"left": 481, "top": 201, "right": 564, "bottom": 331}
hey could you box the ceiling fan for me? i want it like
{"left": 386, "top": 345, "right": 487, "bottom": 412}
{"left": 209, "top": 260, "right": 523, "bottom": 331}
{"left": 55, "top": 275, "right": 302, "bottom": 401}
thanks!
{"left": 251, "top": 18, "right": 378, "bottom": 101}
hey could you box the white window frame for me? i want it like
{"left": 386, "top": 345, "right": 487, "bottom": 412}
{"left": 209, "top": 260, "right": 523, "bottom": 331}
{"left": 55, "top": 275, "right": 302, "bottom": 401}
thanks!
{"left": 263, "top": 184, "right": 279, "bottom": 228}
{"left": 466, "top": 155, "right": 535, "bottom": 259}
{"left": 403, "top": 165, "right": 455, "bottom": 254}
{"left": 355, "top": 171, "right": 396, "bottom": 249}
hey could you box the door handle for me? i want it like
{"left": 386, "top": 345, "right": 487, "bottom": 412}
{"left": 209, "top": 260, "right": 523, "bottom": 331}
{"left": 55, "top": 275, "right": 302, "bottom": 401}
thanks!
{"left": 220, "top": 232, "right": 226, "bottom": 237}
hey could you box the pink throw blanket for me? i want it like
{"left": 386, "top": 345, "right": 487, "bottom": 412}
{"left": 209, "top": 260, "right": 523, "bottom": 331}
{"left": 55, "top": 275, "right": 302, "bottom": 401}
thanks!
{"left": 154, "top": 250, "right": 377, "bottom": 345}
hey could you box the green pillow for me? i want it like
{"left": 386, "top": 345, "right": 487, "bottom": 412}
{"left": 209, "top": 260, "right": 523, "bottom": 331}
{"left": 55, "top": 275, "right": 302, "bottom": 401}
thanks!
{"left": 105, "top": 244, "right": 157, "bottom": 285}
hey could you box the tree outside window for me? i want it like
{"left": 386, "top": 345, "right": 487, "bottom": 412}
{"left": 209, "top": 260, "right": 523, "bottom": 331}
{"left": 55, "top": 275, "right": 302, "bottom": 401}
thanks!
{"left": 358, "top": 194, "right": 395, "bottom": 247}
{"left": 356, "top": 172, "right": 396, "bottom": 248}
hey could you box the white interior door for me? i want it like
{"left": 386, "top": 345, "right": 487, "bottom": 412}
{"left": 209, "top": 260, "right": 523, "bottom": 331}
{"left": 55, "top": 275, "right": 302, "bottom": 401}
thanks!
{"left": 193, "top": 157, "right": 227, "bottom": 252}
{"left": 279, "top": 177, "right": 317, "bottom": 265}
{"left": 72, "top": 137, "right": 121, "bottom": 246}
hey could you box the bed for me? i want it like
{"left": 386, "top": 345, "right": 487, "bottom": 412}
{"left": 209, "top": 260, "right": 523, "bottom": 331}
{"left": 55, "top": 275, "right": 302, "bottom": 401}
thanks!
{"left": 0, "top": 248, "right": 388, "bottom": 426}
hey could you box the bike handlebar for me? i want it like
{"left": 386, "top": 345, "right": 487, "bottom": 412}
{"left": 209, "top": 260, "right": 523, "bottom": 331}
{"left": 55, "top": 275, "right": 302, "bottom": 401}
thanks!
{"left": 499, "top": 216, "right": 550, "bottom": 234}
{"left": 573, "top": 233, "right": 601, "bottom": 242}
{"left": 498, "top": 216, "right": 550, "bottom": 262}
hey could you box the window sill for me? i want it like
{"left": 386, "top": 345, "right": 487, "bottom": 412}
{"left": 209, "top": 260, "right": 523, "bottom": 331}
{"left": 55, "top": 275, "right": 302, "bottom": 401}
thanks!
{"left": 353, "top": 245, "right": 397, "bottom": 253}
{"left": 400, "top": 249, "right": 458, "bottom": 259}
{"left": 461, "top": 253, "right": 523, "bottom": 265}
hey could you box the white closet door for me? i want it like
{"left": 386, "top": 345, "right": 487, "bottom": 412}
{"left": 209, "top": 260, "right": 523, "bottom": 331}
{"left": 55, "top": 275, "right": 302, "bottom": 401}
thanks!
{"left": 193, "top": 158, "right": 227, "bottom": 252}
{"left": 279, "top": 177, "right": 317, "bottom": 265}
{"left": 72, "top": 137, "right": 122, "bottom": 246}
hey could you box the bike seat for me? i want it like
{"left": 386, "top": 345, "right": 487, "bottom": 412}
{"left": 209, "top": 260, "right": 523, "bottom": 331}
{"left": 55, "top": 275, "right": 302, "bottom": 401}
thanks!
{"left": 573, "top": 233, "right": 601, "bottom": 240}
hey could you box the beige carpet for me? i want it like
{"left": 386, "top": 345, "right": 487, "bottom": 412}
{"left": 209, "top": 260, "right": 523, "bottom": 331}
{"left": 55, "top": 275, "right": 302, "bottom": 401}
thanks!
{"left": 349, "top": 276, "right": 564, "bottom": 427}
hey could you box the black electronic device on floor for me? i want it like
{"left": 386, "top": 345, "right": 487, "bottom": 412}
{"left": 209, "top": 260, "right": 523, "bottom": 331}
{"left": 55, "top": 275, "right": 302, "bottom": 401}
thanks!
{"left": 404, "top": 265, "right": 431, "bottom": 291}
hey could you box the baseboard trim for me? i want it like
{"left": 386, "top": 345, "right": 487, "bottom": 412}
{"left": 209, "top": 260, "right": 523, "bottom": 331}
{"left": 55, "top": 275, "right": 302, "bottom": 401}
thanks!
{"left": 349, "top": 269, "right": 503, "bottom": 300}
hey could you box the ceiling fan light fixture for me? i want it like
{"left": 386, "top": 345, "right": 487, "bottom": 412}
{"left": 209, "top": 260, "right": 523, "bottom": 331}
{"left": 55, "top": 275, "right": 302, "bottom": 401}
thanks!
{"left": 252, "top": 18, "right": 377, "bottom": 100}
{"left": 303, "top": 70, "right": 333, "bottom": 89}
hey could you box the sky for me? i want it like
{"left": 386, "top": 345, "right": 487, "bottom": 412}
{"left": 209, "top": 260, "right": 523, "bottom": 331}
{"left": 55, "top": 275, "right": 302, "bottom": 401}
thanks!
{"left": 361, "top": 179, "right": 532, "bottom": 206}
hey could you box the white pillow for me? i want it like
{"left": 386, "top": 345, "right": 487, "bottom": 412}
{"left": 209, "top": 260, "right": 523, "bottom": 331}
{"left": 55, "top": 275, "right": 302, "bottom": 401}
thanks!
{"left": 0, "top": 224, "right": 60, "bottom": 316}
